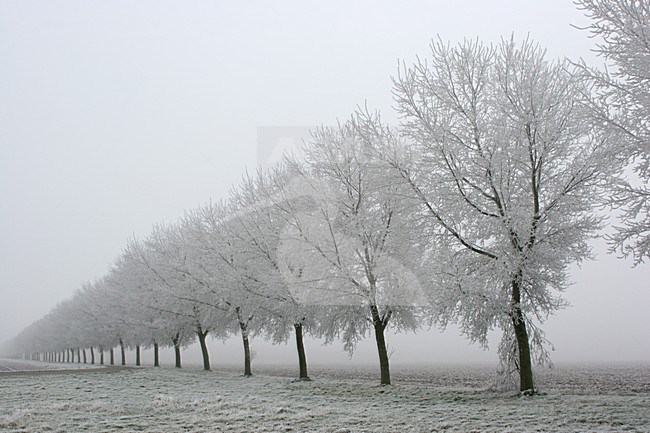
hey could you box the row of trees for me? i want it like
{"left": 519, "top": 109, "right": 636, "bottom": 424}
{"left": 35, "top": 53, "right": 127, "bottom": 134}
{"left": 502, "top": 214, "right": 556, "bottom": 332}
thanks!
{"left": 7, "top": 1, "right": 648, "bottom": 395}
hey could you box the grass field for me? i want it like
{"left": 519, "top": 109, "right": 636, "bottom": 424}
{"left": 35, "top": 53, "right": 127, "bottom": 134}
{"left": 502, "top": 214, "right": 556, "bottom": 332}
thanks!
{"left": 1, "top": 361, "right": 648, "bottom": 432}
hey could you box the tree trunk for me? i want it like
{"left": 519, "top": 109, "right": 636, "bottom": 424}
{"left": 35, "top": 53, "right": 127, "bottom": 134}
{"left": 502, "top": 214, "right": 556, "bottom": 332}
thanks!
{"left": 109, "top": 348, "right": 114, "bottom": 365}
{"left": 82, "top": 349, "right": 87, "bottom": 364}
{"left": 172, "top": 334, "right": 181, "bottom": 368}
{"left": 153, "top": 342, "right": 160, "bottom": 367}
{"left": 90, "top": 347, "right": 95, "bottom": 364}
{"left": 77, "top": 348, "right": 81, "bottom": 363}
{"left": 240, "top": 322, "right": 252, "bottom": 376}
{"left": 511, "top": 276, "right": 535, "bottom": 395}
{"left": 119, "top": 339, "right": 126, "bottom": 366}
{"left": 100, "top": 348, "right": 104, "bottom": 365}
{"left": 294, "top": 322, "right": 310, "bottom": 380}
{"left": 136, "top": 345, "right": 141, "bottom": 366}
{"left": 370, "top": 304, "right": 391, "bottom": 385}
{"left": 197, "top": 328, "right": 211, "bottom": 371}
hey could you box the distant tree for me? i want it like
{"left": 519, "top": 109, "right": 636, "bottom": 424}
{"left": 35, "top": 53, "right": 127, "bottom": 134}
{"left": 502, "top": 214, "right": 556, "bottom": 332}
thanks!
{"left": 574, "top": 0, "right": 650, "bottom": 264}
{"left": 107, "top": 239, "right": 197, "bottom": 368}
{"left": 140, "top": 223, "right": 227, "bottom": 371}
{"left": 384, "top": 37, "right": 621, "bottom": 394}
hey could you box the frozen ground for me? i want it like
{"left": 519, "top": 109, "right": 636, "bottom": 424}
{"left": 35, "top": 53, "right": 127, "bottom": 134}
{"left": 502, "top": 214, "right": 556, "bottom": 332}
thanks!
{"left": 1, "top": 361, "right": 648, "bottom": 432}
{"left": 0, "top": 358, "right": 105, "bottom": 373}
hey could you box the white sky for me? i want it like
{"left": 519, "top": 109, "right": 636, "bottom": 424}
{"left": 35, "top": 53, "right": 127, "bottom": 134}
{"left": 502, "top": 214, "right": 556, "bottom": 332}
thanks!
{"left": 1, "top": 0, "right": 648, "bottom": 365}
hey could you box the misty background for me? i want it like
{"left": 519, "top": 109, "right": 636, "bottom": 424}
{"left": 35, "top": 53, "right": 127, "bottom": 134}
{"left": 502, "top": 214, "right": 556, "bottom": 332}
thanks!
{"left": 1, "top": 0, "right": 648, "bottom": 366}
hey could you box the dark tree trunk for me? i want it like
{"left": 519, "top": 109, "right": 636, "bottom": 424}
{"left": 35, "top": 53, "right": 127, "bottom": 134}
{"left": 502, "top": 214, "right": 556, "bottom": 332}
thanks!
{"left": 77, "top": 348, "right": 81, "bottom": 363}
{"left": 153, "top": 342, "right": 160, "bottom": 367}
{"left": 511, "top": 277, "right": 535, "bottom": 395}
{"left": 240, "top": 322, "right": 252, "bottom": 377}
{"left": 119, "top": 339, "right": 126, "bottom": 366}
{"left": 197, "top": 328, "right": 210, "bottom": 371}
{"left": 109, "top": 348, "right": 114, "bottom": 365}
{"left": 82, "top": 349, "right": 87, "bottom": 364}
{"left": 294, "top": 322, "right": 310, "bottom": 380}
{"left": 136, "top": 345, "right": 141, "bottom": 366}
{"left": 172, "top": 334, "right": 181, "bottom": 368}
{"left": 90, "top": 347, "right": 95, "bottom": 364}
{"left": 370, "top": 304, "right": 391, "bottom": 385}
{"left": 174, "top": 344, "right": 182, "bottom": 368}
{"left": 100, "top": 348, "right": 104, "bottom": 365}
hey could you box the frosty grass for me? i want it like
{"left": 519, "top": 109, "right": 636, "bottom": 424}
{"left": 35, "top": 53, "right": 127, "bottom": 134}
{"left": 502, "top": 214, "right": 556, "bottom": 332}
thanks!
{"left": 1, "top": 362, "right": 648, "bottom": 433}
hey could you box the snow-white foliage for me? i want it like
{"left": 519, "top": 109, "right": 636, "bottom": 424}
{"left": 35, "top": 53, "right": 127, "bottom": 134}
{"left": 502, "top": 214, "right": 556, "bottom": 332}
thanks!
{"left": 575, "top": 0, "right": 650, "bottom": 264}
{"left": 385, "top": 37, "right": 621, "bottom": 387}
{"left": 272, "top": 122, "right": 429, "bottom": 354}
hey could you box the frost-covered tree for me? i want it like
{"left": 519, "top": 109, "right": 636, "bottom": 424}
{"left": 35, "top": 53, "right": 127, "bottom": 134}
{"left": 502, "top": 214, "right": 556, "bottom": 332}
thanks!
{"left": 229, "top": 168, "right": 323, "bottom": 380}
{"left": 276, "top": 121, "right": 428, "bottom": 385}
{"left": 574, "top": 0, "right": 650, "bottom": 264}
{"left": 107, "top": 239, "right": 197, "bottom": 367}
{"left": 385, "top": 37, "right": 621, "bottom": 394}
{"left": 139, "top": 223, "right": 228, "bottom": 370}
{"left": 182, "top": 200, "right": 269, "bottom": 377}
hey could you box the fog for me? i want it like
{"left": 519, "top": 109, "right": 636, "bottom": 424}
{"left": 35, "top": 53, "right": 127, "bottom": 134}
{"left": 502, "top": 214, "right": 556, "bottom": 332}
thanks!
{"left": 1, "top": 1, "right": 648, "bottom": 365}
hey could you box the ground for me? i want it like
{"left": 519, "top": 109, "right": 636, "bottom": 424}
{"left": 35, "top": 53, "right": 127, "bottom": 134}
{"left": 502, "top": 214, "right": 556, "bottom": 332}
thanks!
{"left": 1, "top": 360, "right": 648, "bottom": 432}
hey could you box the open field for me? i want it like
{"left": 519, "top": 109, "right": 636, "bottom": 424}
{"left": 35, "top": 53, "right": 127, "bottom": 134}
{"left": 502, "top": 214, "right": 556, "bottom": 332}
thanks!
{"left": 1, "top": 361, "right": 648, "bottom": 432}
